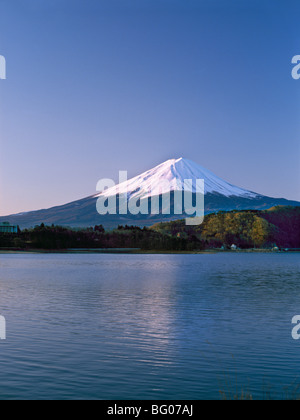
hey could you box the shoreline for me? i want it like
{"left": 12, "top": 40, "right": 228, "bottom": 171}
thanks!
{"left": 0, "top": 248, "right": 298, "bottom": 255}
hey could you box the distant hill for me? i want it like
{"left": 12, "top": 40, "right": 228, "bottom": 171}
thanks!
{"left": 151, "top": 206, "right": 300, "bottom": 249}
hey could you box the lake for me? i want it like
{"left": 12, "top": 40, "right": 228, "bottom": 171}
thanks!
{"left": 0, "top": 253, "right": 299, "bottom": 400}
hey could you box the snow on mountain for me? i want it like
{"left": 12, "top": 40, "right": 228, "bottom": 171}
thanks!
{"left": 1, "top": 157, "right": 299, "bottom": 229}
{"left": 95, "top": 158, "right": 259, "bottom": 200}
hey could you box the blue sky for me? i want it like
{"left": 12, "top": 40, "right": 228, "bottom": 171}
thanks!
{"left": 0, "top": 0, "right": 299, "bottom": 215}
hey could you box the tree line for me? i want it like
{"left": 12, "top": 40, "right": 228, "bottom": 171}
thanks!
{"left": 0, "top": 223, "right": 200, "bottom": 251}
{"left": 0, "top": 206, "right": 299, "bottom": 251}
{"left": 151, "top": 206, "right": 300, "bottom": 249}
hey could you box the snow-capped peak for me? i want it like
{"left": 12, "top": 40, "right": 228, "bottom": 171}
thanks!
{"left": 95, "top": 158, "right": 258, "bottom": 200}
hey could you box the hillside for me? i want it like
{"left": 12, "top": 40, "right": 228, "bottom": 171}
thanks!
{"left": 150, "top": 206, "right": 300, "bottom": 249}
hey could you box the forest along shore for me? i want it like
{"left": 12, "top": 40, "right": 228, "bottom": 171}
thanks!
{"left": 0, "top": 207, "right": 299, "bottom": 252}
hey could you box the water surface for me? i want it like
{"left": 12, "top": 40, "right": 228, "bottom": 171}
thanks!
{"left": 0, "top": 253, "right": 299, "bottom": 400}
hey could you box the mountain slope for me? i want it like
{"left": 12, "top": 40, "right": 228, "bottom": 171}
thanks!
{"left": 96, "top": 158, "right": 258, "bottom": 200}
{"left": 1, "top": 158, "right": 299, "bottom": 228}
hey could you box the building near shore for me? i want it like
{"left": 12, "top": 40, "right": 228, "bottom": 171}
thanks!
{"left": 0, "top": 222, "right": 18, "bottom": 234}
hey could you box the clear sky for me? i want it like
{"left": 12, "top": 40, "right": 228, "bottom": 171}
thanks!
{"left": 0, "top": 0, "right": 299, "bottom": 216}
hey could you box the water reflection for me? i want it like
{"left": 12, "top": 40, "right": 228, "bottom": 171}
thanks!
{"left": 0, "top": 253, "right": 299, "bottom": 399}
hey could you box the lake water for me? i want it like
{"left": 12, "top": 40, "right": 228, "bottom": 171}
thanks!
{"left": 0, "top": 253, "right": 299, "bottom": 400}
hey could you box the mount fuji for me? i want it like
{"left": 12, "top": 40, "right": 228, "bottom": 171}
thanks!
{"left": 1, "top": 158, "right": 299, "bottom": 228}
{"left": 96, "top": 158, "right": 258, "bottom": 201}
